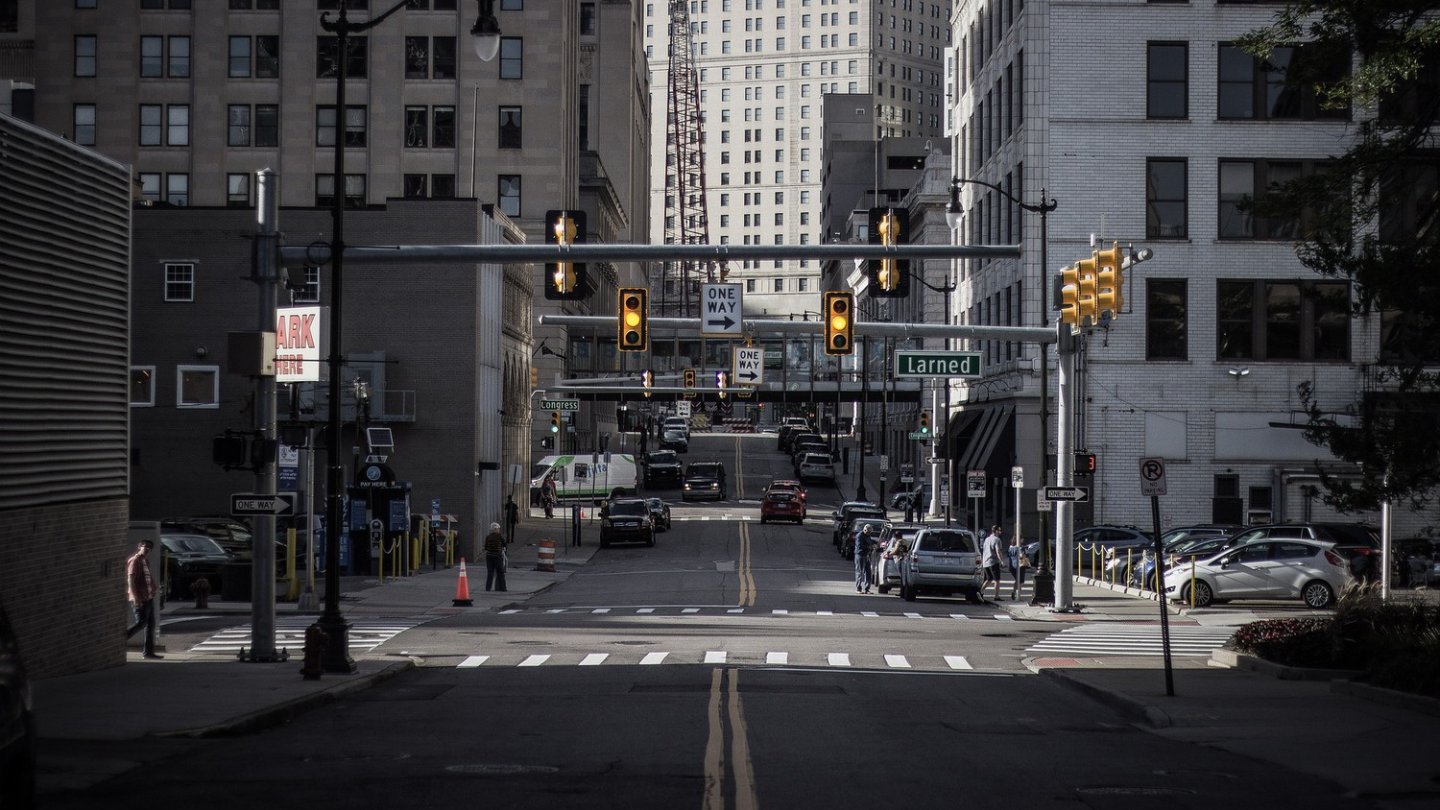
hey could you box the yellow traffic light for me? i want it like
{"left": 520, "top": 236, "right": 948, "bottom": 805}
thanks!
{"left": 1076, "top": 256, "right": 1098, "bottom": 327}
{"left": 550, "top": 411, "right": 561, "bottom": 433}
{"left": 529, "top": 367, "right": 538, "bottom": 389}
{"left": 618, "top": 287, "right": 648, "bottom": 352}
{"left": 544, "top": 209, "right": 588, "bottom": 300}
{"left": 1094, "top": 242, "right": 1125, "bottom": 319}
{"left": 1059, "top": 265, "right": 1080, "bottom": 326}
{"left": 823, "top": 290, "right": 854, "bottom": 355}
{"left": 867, "top": 207, "right": 909, "bottom": 296}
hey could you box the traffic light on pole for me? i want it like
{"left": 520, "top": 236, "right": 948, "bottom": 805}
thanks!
{"left": 919, "top": 409, "right": 931, "bottom": 435}
{"left": 715, "top": 369, "right": 728, "bottom": 399}
{"left": 866, "top": 207, "right": 910, "bottom": 297}
{"left": 529, "top": 367, "right": 539, "bottom": 389}
{"left": 683, "top": 367, "right": 696, "bottom": 390}
{"left": 617, "top": 287, "right": 649, "bottom": 351}
{"left": 641, "top": 369, "right": 653, "bottom": 398}
{"left": 550, "top": 411, "right": 561, "bottom": 433}
{"left": 1076, "top": 256, "right": 1098, "bottom": 328}
{"left": 1059, "top": 264, "right": 1080, "bottom": 326}
{"left": 1094, "top": 242, "right": 1125, "bottom": 321}
{"left": 823, "top": 290, "right": 854, "bottom": 355}
{"left": 544, "top": 209, "right": 588, "bottom": 300}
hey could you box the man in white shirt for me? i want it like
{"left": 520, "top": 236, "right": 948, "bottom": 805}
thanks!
{"left": 980, "top": 525, "right": 1005, "bottom": 602}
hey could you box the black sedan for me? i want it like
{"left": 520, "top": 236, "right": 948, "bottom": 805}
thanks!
{"left": 658, "top": 430, "right": 689, "bottom": 452}
{"left": 646, "top": 498, "right": 672, "bottom": 531}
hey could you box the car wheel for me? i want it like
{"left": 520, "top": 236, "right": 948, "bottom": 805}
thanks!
{"left": 647, "top": 532, "right": 656, "bottom": 548}
{"left": 1184, "top": 580, "right": 1214, "bottom": 608}
{"left": 877, "top": 584, "right": 890, "bottom": 594}
{"left": 902, "top": 583, "right": 917, "bottom": 601}
{"left": 1301, "top": 580, "right": 1335, "bottom": 609}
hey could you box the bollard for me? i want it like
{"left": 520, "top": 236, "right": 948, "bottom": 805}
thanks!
{"left": 191, "top": 576, "right": 211, "bottom": 609}
{"left": 536, "top": 539, "right": 556, "bottom": 572}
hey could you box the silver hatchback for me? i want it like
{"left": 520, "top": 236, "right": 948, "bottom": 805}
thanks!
{"left": 900, "top": 528, "right": 983, "bottom": 603}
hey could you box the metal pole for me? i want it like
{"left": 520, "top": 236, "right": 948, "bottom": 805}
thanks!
{"left": 1032, "top": 192, "right": 1056, "bottom": 604}
{"left": 857, "top": 335, "right": 868, "bottom": 502}
{"left": 249, "top": 168, "right": 280, "bottom": 662}
{"left": 1054, "top": 327, "right": 1077, "bottom": 611}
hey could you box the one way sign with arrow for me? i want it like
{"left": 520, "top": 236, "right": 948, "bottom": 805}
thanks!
{"left": 702, "top": 283, "right": 743, "bottom": 336}
{"left": 732, "top": 346, "right": 764, "bottom": 386}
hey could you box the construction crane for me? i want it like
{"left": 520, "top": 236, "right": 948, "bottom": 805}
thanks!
{"left": 664, "top": 0, "right": 727, "bottom": 316}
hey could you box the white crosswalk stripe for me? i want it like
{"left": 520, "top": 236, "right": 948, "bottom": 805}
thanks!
{"left": 884, "top": 654, "right": 910, "bottom": 668}
{"left": 495, "top": 605, "right": 1015, "bottom": 621}
{"left": 445, "top": 649, "right": 990, "bottom": 671}
{"left": 766, "top": 651, "right": 788, "bottom": 665}
{"left": 188, "top": 616, "right": 433, "bottom": 654}
{"left": 827, "top": 653, "right": 851, "bottom": 667}
{"left": 1027, "top": 624, "right": 1234, "bottom": 657}
{"left": 944, "top": 656, "right": 973, "bottom": 670}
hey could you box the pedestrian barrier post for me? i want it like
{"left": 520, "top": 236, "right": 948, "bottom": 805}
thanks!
{"left": 536, "top": 539, "right": 556, "bottom": 572}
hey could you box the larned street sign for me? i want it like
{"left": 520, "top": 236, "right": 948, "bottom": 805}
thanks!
{"left": 541, "top": 399, "right": 580, "bottom": 411}
{"left": 231, "top": 492, "right": 296, "bottom": 516}
{"left": 1043, "top": 486, "right": 1090, "bottom": 502}
{"left": 894, "top": 350, "right": 983, "bottom": 379}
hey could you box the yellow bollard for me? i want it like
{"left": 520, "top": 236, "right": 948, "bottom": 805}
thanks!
{"left": 1125, "top": 549, "right": 1133, "bottom": 589}
{"left": 285, "top": 527, "right": 300, "bottom": 601}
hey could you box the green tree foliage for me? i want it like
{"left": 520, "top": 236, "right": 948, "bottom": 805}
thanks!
{"left": 1240, "top": 2, "right": 1440, "bottom": 516}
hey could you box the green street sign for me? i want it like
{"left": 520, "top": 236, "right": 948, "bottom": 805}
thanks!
{"left": 894, "top": 350, "right": 982, "bottom": 379}
{"left": 907, "top": 431, "right": 931, "bottom": 441}
{"left": 541, "top": 399, "right": 580, "bottom": 411}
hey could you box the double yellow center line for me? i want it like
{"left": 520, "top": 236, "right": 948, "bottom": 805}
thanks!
{"left": 733, "top": 435, "right": 756, "bottom": 607}
{"left": 702, "top": 668, "right": 759, "bottom": 810}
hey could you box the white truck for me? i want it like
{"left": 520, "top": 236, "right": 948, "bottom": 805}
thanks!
{"left": 529, "top": 454, "right": 639, "bottom": 504}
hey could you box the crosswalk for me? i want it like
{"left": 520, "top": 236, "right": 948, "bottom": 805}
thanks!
{"left": 448, "top": 650, "right": 977, "bottom": 672}
{"left": 498, "top": 606, "right": 1013, "bottom": 621}
{"left": 188, "top": 616, "right": 434, "bottom": 655}
{"left": 1026, "top": 624, "right": 1234, "bottom": 658}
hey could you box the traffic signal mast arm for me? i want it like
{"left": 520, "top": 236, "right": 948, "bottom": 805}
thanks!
{"left": 539, "top": 313, "right": 1057, "bottom": 344}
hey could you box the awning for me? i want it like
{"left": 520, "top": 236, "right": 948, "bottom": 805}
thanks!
{"left": 954, "top": 404, "right": 1014, "bottom": 475}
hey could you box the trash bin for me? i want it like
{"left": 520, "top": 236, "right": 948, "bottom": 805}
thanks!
{"left": 221, "top": 562, "right": 252, "bottom": 601}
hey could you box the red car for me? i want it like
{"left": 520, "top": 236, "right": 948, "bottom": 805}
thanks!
{"left": 760, "top": 490, "right": 806, "bottom": 524}
{"left": 766, "top": 480, "right": 807, "bottom": 503}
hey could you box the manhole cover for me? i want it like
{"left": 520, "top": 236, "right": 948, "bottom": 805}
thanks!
{"left": 446, "top": 764, "right": 561, "bottom": 775}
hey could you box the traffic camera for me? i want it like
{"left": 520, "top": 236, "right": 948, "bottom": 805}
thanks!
{"left": 866, "top": 207, "right": 909, "bottom": 297}
{"left": 618, "top": 287, "right": 649, "bottom": 351}
{"left": 823, "top": 290, "right": 854, "bottom": 355}
{"left": 544, "top": 209, "right": 588, "bottom": 300}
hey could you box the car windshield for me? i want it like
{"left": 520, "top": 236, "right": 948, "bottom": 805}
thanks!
{"left": 688, "top": 465, "right": 721, "bottom": 477}
{"left": 918, "top": 531, "right": 977, "bottom": 552}
{"left": 648, "top": 452, "right": 679, "bottom": 464}
{"left": 608, "top": 501, "right": 648, "bottom": 517}
{"left": 163, "top": 535, "right": 227, "bottom": 555}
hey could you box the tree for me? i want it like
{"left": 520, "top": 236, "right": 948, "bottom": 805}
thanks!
{"left": 1239, "top": 2, "right": 1440, "bottom": 518}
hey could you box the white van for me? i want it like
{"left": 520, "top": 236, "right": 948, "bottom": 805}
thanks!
{"left": 529, "top": 454, "right": 639, "bottom": 503}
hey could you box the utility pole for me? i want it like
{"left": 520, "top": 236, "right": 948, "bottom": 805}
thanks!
{"left": 248, "top": 168, "right": 280, "bottom": 661}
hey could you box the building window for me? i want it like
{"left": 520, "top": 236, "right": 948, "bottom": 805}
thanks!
{"left": 746, "top": 279, "right": 756, "bottom": 292}
{"left": 405, "top": 106, "right": 428, "bottom": 147}
{"left": 499, "top": 105, "right": 522, "bottom": 148}
{"left": 227, "top": 173, "right": 251, "bottom": 207}
{"left": 73, "top": 103, "right": 96, "bottom": 145}
{"left": 256, "top": 35, "right": 279, "bottom": 77}
{"left": 1146, "top": 158, "right": 1187, "bottom": 238}
{"left": 498, "top": 174, "right": 521, "bottom": 217}
{"left": 316, "top": 173, "right": 365, "bottom": 208}
{"left": 129, "top": 366, "right": 155, "bottom": 407}
{"left": 1219, "top": 159, "right": 1318, "bottom": 240}
{"left": 229, "top": 35, "right": 251, "bottom": 77}
{"left": 165, "top": 104, "right": 189, "bottom": 145}
{"left": 1216, "top": 279, "right": 1350, "bottom": 361}
{"left": 177, "top": 366, "right": 220, "bottom": 409}
{"left": 1379, "top": 156, "right": 1439, "bottom": 243}
{"left": 138, "top": 173, "right": 161, "bottom": 202}
{"left": 140, "top": 104, "right": 162, "bottom": 145}
{"left": 292, "top": 266, "right": 321, "bottom": 304}
{"left": 773, "top": 278, "right": 784, "bottom": 292}
{"left": 1218, "top": 43, "right": 1349, "bottom": 121}
{"left": 317, "top": 35, "right": 368, "bottom": 79}
{"left": 75, "top": 35, "right": 97, "bottom": 77}
{"left": 798, "top": 277, "right": 809, "bottom": 292}
{"left": 1380, "top": 308, "right": 1440, "bottom": 364}
{"left": 403, "top": 174, "right": 427, "bottom": 198}
{"left": 141, "top": 36, "right": 163, "bottom": 77}
{"left": 164, "top": 262, "right": 195, "bottom": 301}
{"left": 1146, "top": 279, "right": 1188, "bottom": 360}
{"left": 433, "top": 106, "right": 455, "bottom": 147}
{"left": 316, "top": 105, "right": 367, "bottom": 147}
{"left": 432, "top": 174, "right": 455, "bottom": 197}
{"left": 165, "top": 173, "right": 189, "bottom": 206}
{"left": 1147, "top": 42, "right": 1186, "bottom": 118}
{"left": 580, "top": 2, "right": 597, "bottom": 35}
{"left": 405, "top": 36, "right": 430, "bottom": 78}
{"left": 254, "top": 104, "right": 278, "bottom": 146}
{"left": 227, "top": 105, "right": 251, "bottom": 146}
{"left": 168, "top": 35, "right": 190, "bottom": 77}
{"left": 499, "top": 37, "right": 523, "bottom": 79}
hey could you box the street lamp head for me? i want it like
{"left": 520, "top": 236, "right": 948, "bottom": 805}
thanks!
{"left": 944, "top": 178, "right": 964, "bottom": 231}
{"left": 471, "top": 0, "right": 502, "bottom": 62}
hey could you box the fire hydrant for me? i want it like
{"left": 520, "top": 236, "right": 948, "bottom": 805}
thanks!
{"left": 300, "top": 625, "right": 328, "bottom": 680}
{"left": 190, "top": 577, "right": 211, "bottom": 609}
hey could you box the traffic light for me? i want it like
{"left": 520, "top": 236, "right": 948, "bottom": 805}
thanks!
{"left": 1059, "top": 264, "right": 1080, "bottom": 326}
{"left": 641, "top": 369, "right": 653, "bottom": 398}
{"left": 823, "top": 290, "right": 854, "bottom": 355}
{"left": 683, "top": 367, "right": 696, "bottom": 389}
{"left": 212, "top": 431, "right": 248, "bottom": 470}
{"left": 544, "top": 209, "right": 588, "bottom": 300}
{"left": 1074, "top": 451, "right": 1097, "bottom": 475}
{"left": 1076, "top": 256, "right": 1098, "bottom": 328}
{"left": 540, "top": 437, "right": 554, "bottom": 450}
{"left": 919, "top": 410, "right": 931, "bottom": 435}
{"left": 529, "top": 367, "right": 539, "bottom": 389}
{"left": 866, "top": 207, "right": 910, "bottom": 297}
{"left": 1094, "top": 242, "right": 1125, "bottom": 320}
{"left": 550, "top": 411, "right": 561, "bottom": 433}
{"left": 715, "top": 369, "right": 728, "bottom": 399}
{"left": 618, "top": 287, "right": 649, "bottom": 351}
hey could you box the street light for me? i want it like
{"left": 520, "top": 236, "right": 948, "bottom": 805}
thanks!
{"left": 946, "top": 177, "right": 1057, "bottom": 604}
{"left": 315, "top": 0, "right": 501, "bottom": 674}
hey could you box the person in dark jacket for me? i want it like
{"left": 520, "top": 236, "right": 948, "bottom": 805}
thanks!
{"left": 854, "top": 524, "right": 876, "bottom": 593}
{"left": 483, "top": 522, "right": 507, "bottom": 592}
{"left": 126, "top": 540, "right": 161, "bottom": 658}
{"left": 504, "top": 495, "right": 519, "bottom": 545}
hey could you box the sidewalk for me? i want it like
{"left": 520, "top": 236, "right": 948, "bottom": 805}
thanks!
{"left": 36, "top": 517, "right": 1440, "bottom": 803}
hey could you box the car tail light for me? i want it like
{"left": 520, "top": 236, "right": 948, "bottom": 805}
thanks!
{"left": 1323, "top": 549, "right": 1345, "bottom": 568}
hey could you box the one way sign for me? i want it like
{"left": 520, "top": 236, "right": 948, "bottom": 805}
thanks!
{"left": 230, "top": 492, "right": 296, "bottom": 516}
{"left": 733, "top": 346, "right": 764, "bottom": 386}
{"left": 701, "top": 283, "right": 743, "bottom": 336}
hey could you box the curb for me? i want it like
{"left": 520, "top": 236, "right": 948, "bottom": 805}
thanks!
{"left": 1207, "top": 648, "right": 1363, "bottom": 681}
{"left": 1331, "top": 679, "right": 1440, "bottom": 719}
{"left": 1037, "top": 668, "right": 1173, "bottom": 729}
{"left": 151, "top": 659, "right": 415, "bottom": 739}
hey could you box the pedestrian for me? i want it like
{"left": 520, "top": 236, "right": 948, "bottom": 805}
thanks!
{"left": 542, "top": 476, "right": 557, "bottom": 520}
{"left": 1009, "top": 535, "right": 1030, "bottom": 600}
{"left": 854, "top": 524, "right": 876, "bottom": 593}
{"left": 504, "top": 495, "right": 519, "bottom": 545}
{"left": 483, "top": 522, "right": 508, "bottom": 592}
{"left": 125, "top": 539, "right": 162, "bottom": 658}
{"left": 980, "top": 525, "right": 1005, "bottom": 601}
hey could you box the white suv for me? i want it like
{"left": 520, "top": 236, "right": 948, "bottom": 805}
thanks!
{"left": 900, "top": 528, "right": 983, "bottom": 603}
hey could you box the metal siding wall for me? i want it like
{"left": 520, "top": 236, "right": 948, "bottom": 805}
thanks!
{"left": 0, "top": 113, "right": 131, "bottom": 508}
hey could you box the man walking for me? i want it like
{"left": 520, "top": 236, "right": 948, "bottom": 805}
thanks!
{"left": 483, "top": 522, "right": 508, "bottom": 592}
{"left": 504, "top": 495, "right": 519, "bottom": 545}
{"left": 854, "top": 524, "right": 876, "bottom": 594}
{"left": 980, "top": 525, "right": 1005, "bottom": 602}
{"left": 126, "top": 539, "right": 162, "bottom": 658}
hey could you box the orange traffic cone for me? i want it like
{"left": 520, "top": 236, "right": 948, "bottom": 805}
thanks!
{"left": 452, "top": 557, "right": 474, "bottom": 606}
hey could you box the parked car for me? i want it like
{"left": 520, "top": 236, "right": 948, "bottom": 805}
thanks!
{"left": 645, "top": 498, "right": 672, "bottom": 531}
{"left": 760, "top": 489, "right": 806, "bottom": 524}
{"left": 1163, "top": 538, "right": 1351, "bottom": 608}
{"left": 842, "top": 517, "right": 891, "bottom": 560}
{"left": 160, "top": 533, "right": 234, "bottom": 599}
{"left": 659, "top": 430, "right": 689, "bottom": 453}
{"left": 783, "top": 431, "right": 823, "bottom": 455}
{"left": 599, "top": 498, "right": 656, "bottom": 547}
{"left": 682, "top": 461, "right": 728, "bottom": 501}
{"left": 889, "top": 485, "right": 931, "bottom": 511}
{"left": 831, "top": 502, "right": 886, "bottom": 550}
{"left": 0, "top": 599, "right": 35, "bottom": 809}
{"left": 791, "top": 442, "right": 830, "bottom": 472}
{"left": 797, "top": 452, "right": 836, "bottom": 483}
{"left": 900, "top": 527, "right": 984, "bottom": 603}
{"left": 160, "top": 516, "right": 253, "bottom": 558}
{"left": 1222, "top": 523, "right": 1380, "bottom": 581}
{"left": 872, "top": 523, "right": 926, "bottom": 593}
{"left": 644, "top": 450, "right": 684, "bottom": 487}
